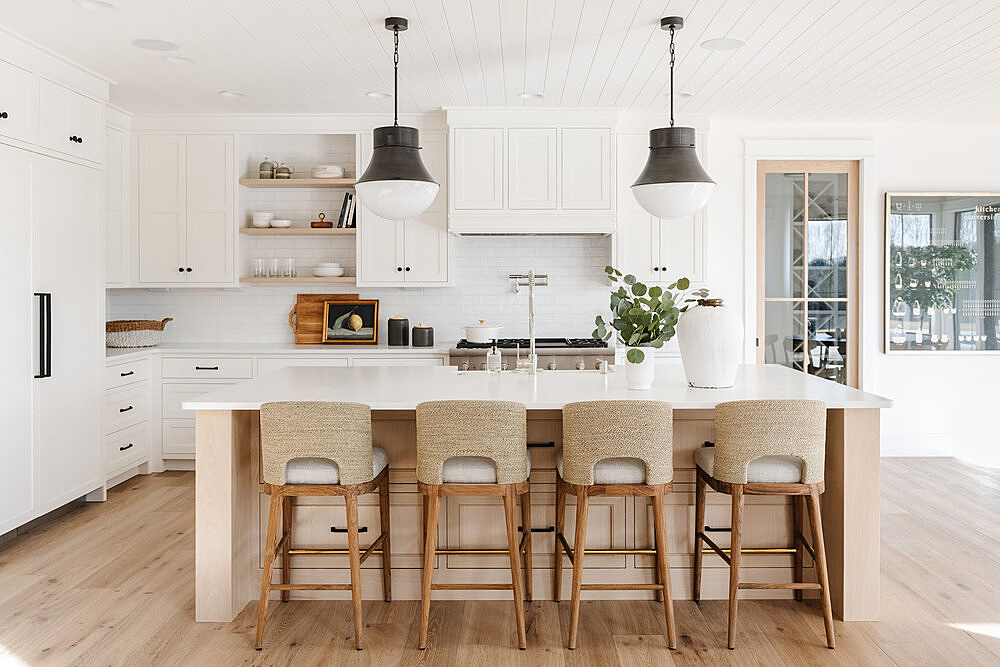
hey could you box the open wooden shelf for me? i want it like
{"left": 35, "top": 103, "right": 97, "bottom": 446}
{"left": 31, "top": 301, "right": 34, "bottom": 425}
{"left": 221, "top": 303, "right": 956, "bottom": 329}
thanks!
{"left": 239, "top": 227, "right": 356, "bottom": 236}
{"left": 240, "top": 276, "right": 356, "bottom": 284}
{"left": 239, "top": 178, "right": 355, "bottom": 188}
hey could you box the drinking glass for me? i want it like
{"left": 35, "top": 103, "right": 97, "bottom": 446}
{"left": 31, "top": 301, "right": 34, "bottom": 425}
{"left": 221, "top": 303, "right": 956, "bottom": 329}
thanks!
{"left": 252, "top": 257, "right": 265, "bottom": 278}
{"left": 282, "top": 257, "right": 296, "bottom": 278}
{"left": 269, "top": 258, "right": 281, "bottom": 278}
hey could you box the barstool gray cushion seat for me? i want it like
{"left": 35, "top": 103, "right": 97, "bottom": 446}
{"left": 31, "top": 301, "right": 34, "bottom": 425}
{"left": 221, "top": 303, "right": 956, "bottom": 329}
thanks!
{"left": 556, "top": 451, "right": 647, "bottom": 484}
{"left": 694, "top": 447, "right": 803, "bottom": 484}
{"left": 285, "top": 446, "right": 388, "bottom": 484}
{"left": 441, "top": 451, "right": 532, "bottom": 484}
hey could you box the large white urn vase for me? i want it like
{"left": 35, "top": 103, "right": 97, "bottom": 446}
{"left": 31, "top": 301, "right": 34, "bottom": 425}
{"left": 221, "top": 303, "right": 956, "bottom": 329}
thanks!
{"left": 677, "top": 298, "right": 743, "bottom": 388}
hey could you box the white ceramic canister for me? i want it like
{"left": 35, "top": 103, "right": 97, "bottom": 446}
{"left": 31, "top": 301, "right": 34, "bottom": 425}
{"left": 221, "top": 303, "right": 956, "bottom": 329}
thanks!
{"left": 676, "top": 298, "right": 743, "bottom": 388}
{"left": 624, "top": 346, "right": 656, "bottom": 390}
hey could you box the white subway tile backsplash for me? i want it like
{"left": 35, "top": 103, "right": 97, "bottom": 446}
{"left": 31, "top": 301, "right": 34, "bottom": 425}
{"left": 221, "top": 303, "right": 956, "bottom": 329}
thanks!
{"left": 108, "top": 236, "right": 612, "bottom": 344}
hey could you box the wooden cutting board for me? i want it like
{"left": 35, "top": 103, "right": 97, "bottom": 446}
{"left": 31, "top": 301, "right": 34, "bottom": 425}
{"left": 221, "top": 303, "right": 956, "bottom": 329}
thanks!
{"left": 288, "top": 293, "right": 360, "bottom": 344}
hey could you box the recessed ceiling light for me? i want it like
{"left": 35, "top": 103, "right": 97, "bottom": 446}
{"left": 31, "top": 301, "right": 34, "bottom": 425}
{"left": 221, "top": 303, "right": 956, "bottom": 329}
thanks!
{"left": 366, "top": 91, "right": 392, "bottom": 98}
{"left": 74, "top": 0, "right": 115, "bottom": 10}
{"left": 132, "top": 38, "right": 179, "bottom": 52}
{"left": 701, "top": 37, "right": 745, "bottom": 51}
{"left": 518, "top": 91, "right": 544, "bottom": 100}
{"left": 218, "top": 90, "right": 246, "bottom": 98}
{"left": 163, "top": 55, "right": 195, "bottom": 64}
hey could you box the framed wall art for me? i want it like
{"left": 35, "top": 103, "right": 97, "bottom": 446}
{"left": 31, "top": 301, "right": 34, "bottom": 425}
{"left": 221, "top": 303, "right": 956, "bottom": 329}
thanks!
{"left": 885, "top": 193, "right": 1000, "bottom": 353}
{"left": 322, "top": 298, "right": 379, "bottom": 344}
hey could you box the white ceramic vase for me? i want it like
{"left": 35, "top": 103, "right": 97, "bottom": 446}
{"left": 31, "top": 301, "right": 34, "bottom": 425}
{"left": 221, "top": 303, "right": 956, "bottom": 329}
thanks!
{"left": 624, "top": 346, "right": 656, "bottom": 390}
{"left": 677, "top": 298, "right": 743, "bottom": 388}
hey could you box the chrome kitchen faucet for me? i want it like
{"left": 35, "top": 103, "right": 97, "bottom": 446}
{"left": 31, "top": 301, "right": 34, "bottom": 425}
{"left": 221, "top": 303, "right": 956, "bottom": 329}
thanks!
{"left": 509, "top": 270, "right": 549, "bottom": 374}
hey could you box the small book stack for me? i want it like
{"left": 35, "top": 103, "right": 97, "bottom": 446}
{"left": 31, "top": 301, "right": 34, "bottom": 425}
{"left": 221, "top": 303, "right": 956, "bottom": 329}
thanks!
{"left": 337, "top": 193, "right": 358, "bottom": 228}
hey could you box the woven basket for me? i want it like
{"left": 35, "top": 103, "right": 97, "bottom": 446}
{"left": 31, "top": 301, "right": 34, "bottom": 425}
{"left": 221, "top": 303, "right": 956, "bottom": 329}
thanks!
{"left": 105, "top": 318, "right": 173, "bottom": 348}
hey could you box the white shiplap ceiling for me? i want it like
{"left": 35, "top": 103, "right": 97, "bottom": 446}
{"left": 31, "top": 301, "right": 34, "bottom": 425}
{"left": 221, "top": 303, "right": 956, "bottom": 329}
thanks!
{"left": 3, "top": 0, "right": 1000, "bottom": 122}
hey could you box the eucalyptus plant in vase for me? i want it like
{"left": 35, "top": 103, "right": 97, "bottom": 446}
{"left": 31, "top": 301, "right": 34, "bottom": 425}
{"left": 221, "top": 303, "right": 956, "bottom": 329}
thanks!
{"left": 593, "top": 266, "right": 709, "bottom": 389}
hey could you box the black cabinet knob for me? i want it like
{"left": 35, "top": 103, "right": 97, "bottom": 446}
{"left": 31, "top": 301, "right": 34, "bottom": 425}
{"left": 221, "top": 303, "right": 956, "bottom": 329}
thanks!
{"left": 653, "top": 267, "right": 659, "bottom": 271}
{"left": 661, "top": 266, "right": 667, "bottom": 272}
{"left": 405, "top": 266, "right": 411, "bottom": 272}
{"left": 186, "top": 267, "right": 192, "bottom": 272}
{"left": 0, "top": 112, "right": 8, "bottom": 119}
{"left": 178, "top": 267, "right": 184, "bottom": 272}
{"left": 396, "top": 266, "right": 403, "bottom": 272}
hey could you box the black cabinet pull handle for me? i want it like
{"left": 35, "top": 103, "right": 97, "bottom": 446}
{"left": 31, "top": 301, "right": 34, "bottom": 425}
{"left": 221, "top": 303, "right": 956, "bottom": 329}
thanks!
{"left": 653, "top": 266, "right": 659, "bottom": 271}
{"left": 119, "top": 443, "right": 134, "bottom": 451}
{"left": 0, "top": 111, "right": 8, "bottom": 119}
{"left": 195, "top": 366, "right": 219, "bottom": 371}
{"left": 527, "top": 441, "right": 555, "bottom": 448}
{"left": 33, "top": 293, "right": 52, "bottom": 379}
{"left": 186, "top": 267, "right": 192, "bottom": 272}
{"left": 178, "top": 267, "right": 184, "bottom": 272}
{"left": 119, "top": 405, "right": 134, "bottom": 413}
{"left": 704, "top": 526, "right": 731, "bottom": 532}
{"left": 661, "top": 266, "right": 667, "bottom": 272}
{"left": 68, "top": 135, "right": 83, "bottom": 143}
{"left": 404, "top": 266, "right": 410, "bottom": 272}
{"left": 330, "top": 526, "right": 368, "bottom": 533}
{"left": 518, "top": 526, "right": 555, "bottom": 533}
{"left": 120, "top": 370, "right": 134, "bottom": 377}
{"left": 396, "top": 266, "right": 403, "bottom": 272}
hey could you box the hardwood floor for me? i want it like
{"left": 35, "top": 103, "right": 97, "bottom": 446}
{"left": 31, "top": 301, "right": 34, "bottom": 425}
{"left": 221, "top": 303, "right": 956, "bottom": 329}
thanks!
{"left": 1, "top": 458, "right": 998, "bottom": 665}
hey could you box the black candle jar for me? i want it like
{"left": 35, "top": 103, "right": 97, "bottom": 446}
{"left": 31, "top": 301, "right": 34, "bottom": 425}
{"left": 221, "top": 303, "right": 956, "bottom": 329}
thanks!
{"left": 388, "top": 316, "right": 409, "bottom": 346}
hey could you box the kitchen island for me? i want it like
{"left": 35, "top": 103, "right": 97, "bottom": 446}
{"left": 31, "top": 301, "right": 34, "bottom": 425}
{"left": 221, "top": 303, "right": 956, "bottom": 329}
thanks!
{"left": 184, "top": 364, "right": 890, "bottom": 624}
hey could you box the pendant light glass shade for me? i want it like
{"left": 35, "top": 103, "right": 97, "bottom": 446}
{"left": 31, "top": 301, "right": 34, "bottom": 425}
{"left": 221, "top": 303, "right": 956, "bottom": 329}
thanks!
{"left": 356, "top": 126, "right": 439, "bottom": 220}
{"left": 631, "top": 126, "right": 715, "bottom": 219}
{"left": 355, "top": 17, "right": 439, "bottom": 221}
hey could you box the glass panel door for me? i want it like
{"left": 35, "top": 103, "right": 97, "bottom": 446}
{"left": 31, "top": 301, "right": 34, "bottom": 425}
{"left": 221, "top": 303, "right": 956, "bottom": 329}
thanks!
{"left": 757, "top": 162, "right": 859, "bottom": 386}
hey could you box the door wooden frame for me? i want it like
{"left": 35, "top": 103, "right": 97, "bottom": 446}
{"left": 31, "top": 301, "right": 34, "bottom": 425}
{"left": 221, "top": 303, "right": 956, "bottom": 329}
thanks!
{"left": 755, "top": 160, "right": 860, "bottom": 387}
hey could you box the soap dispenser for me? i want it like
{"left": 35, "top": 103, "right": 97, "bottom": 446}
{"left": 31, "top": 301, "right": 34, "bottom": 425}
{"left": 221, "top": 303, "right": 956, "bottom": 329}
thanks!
{"left": 486, "top": 339, "right": 502, "bottom": 374}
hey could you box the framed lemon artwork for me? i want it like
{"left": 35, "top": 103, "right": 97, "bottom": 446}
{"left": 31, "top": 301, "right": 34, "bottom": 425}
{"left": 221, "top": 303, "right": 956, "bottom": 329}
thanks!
{"left": 321, "top": 298, "right": 379, "bottom": 344}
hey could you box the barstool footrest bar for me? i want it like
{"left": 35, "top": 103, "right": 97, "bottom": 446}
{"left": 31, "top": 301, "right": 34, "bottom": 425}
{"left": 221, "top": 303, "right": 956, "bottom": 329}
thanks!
{"left": 270, "top": 583, "right": 353, "bottom": 591}
{"left": 580, "top": 583, "right": 663, "bottom": 591}
{"left": 739, "top": 582, "right": 821, "bottom": 590}
{"left": 431, "top": 583, "right": 514, "bottom": 591}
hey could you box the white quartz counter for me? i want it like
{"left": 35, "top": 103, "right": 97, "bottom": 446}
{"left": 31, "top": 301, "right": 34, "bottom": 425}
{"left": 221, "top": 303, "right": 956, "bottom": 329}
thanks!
{"left": 106, "top": 340, "right": 454, "bottom": 360}
{"left": 182, "top": 363, "right": 892, "bottom": 411}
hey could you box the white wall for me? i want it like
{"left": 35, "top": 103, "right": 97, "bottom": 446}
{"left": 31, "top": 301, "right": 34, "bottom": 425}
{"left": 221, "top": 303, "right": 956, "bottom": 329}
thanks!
{"left": 107, "top": 236, "right": 612, "bottom": 344}
{"left": 705, "top": 120, "right": 1000, "bottom": 466}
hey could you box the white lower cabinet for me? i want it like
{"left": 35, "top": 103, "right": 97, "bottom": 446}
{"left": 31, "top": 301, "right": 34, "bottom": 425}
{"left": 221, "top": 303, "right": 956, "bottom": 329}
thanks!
{"left": 161, "top": 378, "right": 240, "bottom": 457}
{"left": 257, "top": 357, "right": 349, "bottom": 375}
{"left": 104, "top": 358, "right": 152, "bottom": 483}
{"left": 350, "top": 356, "right": 445, "bottom": 367}
{"left": 0, "top": 59, "right": 37, "bottom": 145}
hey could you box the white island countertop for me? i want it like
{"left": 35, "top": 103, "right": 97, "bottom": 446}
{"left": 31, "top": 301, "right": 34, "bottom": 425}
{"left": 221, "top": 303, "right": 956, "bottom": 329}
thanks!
{"left": 182, "top": 363, "right": 892, "bottom": 411}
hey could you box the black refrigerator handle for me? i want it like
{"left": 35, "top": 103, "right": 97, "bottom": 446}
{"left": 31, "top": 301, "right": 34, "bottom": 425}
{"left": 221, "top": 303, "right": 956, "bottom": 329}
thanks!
{"left": 34, "top": 292, "right": 51, "bottom": 379}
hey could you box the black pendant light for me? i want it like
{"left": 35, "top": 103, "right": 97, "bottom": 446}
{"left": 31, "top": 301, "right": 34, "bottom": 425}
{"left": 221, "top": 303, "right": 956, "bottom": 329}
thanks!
{"left": 631, "top": 17, "right": 715, "bottom": 220}
{"left": 355, "top": 17, "right": 440, "bottom": 221}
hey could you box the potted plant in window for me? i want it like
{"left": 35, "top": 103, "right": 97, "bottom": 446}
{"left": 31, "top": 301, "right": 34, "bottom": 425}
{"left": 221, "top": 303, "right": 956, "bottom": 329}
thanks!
{"left": 593, "top": 266, "right": 708, "bottom": 390}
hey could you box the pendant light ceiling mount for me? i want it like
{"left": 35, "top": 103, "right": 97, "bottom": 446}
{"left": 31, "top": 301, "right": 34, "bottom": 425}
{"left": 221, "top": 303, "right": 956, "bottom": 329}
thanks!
{"left": 631, "top": 16, "right": 715, "bottom": 220}
{"left": 356, "top": 16, "right": 439, "bottom": 221}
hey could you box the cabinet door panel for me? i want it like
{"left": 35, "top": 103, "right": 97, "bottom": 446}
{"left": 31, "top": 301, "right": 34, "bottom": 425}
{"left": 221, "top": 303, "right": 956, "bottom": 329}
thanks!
{"left": 507, "top": 128, "right": 556, "bottom": 209}
{"left": 0, "top": 147, "right": 34, "bottom": 531}
{"left": 357, "top": 132, "right": 404, "bottom": 284}
{"left": 31, "top": 159, "right": 102, "bottom": 509}
{"left": 105, "top": 127, "right": 128, "bottom": 285}
{"left": 561, "top": 128, "right": 611, "bottom": 210}
{"left": 0, "top": 60, "right": 37, "bottom": 144}
{"left": 185, "top": 135, "right": 233, "bottom": 283}
{"left": 659, "top": 213, "right": 704, "bottom": 283}
{"left": 452, "top": 128, "right": 503, "bottom": 210}
{"left": 403, "top": 212, "right": 448, "bottom": 283}
{"left": 38, "top": 79, "right": 103, "bottom": 163}
{"left": 617, "top": 212, "right": 660, "bottom": 284}
{"left": 138, "top": 135, "right": 186, "bottom": 283}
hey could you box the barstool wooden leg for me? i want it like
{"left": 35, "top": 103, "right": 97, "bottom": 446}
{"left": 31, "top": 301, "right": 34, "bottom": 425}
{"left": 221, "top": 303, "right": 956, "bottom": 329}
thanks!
{"left": 520, "top": 487, "right": 533, "bottom": 602}
{"left": 418, "top": 486, "right": 440, "bottom": 650}
{"left": 567, "top": 491, "right": 590, "bottom": 650}
{"left": 378, "top": 474, "right": 392, "bottom": 602}
{"left": 345, "top": 494, "right": 364, "bottom": 651}
{"left": 255, "top": 492, "right": 282, "bottom": 650}
{"left": 503, "top": 486, "right": 528, "bottom": 650}
{"left": 693, "top": 471, "right": 707, "bottom": 602}
{"left": 651, "top": 488, "right": 677, "bottom": 649}
{"left": 806, "top": 488, "right": 836, "bottom": 649}
{"left": 792, "top": 495, "right": 804, "bottom": 602}
{"left": 553, "top": 476, "right": 566, "bottom": 602}
{"left": 281, "top": 496, "right": 292, "bottom": 603}
{"left": 727, "top": 484, "right": 744, "bottom": 650}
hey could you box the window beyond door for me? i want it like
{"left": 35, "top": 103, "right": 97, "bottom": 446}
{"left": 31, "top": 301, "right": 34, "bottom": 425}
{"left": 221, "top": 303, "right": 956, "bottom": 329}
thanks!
{"left": 756, "top": 161, "right": 860, "bottom": 387}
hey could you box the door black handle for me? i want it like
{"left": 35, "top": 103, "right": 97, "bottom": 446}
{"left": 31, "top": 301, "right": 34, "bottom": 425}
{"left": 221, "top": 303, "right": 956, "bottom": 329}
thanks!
{"left": 195, "top": 366, "right": 219, "bottom": 371}
{"left": 0, "top": 111, "right": 8, "bottom": 119}
{"left": 330, "top": 526, "right": 368, "bottom": 533}
{"left": 120, "top": 370, "right": 134, "bottom": 377}
{"left": 119, "top": 443, "right": 134, "bottom": 451}
{"left": 34, "top": 293, "right": 51, "bottom": 379}
{"left": 119, "top": 405, "right": 134, "bottom": 413}
{"left": 527, "top": 441, "right": 555, "bottom": 448}
{"left": 518, "top": 526, "right": 555, "bottom": 533}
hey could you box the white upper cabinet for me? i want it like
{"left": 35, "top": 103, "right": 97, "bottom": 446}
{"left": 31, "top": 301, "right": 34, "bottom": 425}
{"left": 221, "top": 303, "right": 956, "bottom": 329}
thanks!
{"left": 446, "top": 110, "right": 617, "bottom": 234}
{"left": 0, "top": 60, "right": 37, "bottom": 145}
{"left": 507, "top": 128, "right": 556, "bottom": 209}
{"left": 615, "top": 132, "right": 706, "bottom": 285}
{"left": 561, "top": 128, "right": 611, "bottom": 210}
{"left": 452, "top": 128, "right": 503, "bottom": 210}
{"left": 104, "top": 126, "right": 128, "bottom": 286}
{"left": 358, "top": 132, "right": 449, "bottom": 286}
{"left": 138, "top": 134, "right": 234, "bottom": 285}
{"left": 38, "top": 79, "right": 103, "bottom": 164}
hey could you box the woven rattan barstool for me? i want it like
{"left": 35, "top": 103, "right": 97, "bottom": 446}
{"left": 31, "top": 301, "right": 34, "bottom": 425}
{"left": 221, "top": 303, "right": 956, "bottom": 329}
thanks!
{"left": 255, "top": 402, "right": 391, "bottom": 652}
{"left": 692, "top": 399, "right": 835, "bottom": 650}
{"left": 554, "top": 400, "right": 677, "bottom": 651}
{"left": 416, "top": 400, "right": 532, "bottom": 650}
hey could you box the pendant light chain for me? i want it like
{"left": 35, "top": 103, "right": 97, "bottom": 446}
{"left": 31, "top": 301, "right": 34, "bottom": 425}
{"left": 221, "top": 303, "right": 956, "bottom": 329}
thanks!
{"left": 668, "top": 25, "right": 676, "bottom": 127}
{"left": 393, "top": 26, "right": 400, "bottom": 127}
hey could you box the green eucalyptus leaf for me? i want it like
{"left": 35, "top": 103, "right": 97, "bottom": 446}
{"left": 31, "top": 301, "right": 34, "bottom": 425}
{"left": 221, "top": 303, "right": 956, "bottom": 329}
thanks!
{"left": 605, "top": 265, "right": 614, "bottom": 274}
{"left": 594, "top": 314, "right": 605, "bottom": 326}
{"left": 651, "top": 339, "right": 664, "bottom": 348}
{"left": 676, "top": 277, "right": 690, "bottom": 290}
{"left": 631, "top": 282, "right": 647, "bottom": 297}
{"left": 626, "top": 348, "right": 645, "bottom": 364}
{"left": 648, "top": 285, "right": 663, "bottom": 299}
{"left": 623, "top": 274, "right": 636, "bottom": 286}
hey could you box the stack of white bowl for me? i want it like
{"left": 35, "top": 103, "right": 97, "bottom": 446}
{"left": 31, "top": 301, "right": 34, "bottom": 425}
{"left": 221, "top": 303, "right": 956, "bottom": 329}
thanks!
{"left": 313, "top": 262, "right": 345, "bottom": 277}
{"left": 252, "top": 212, "right": 274, "bottom": 228}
